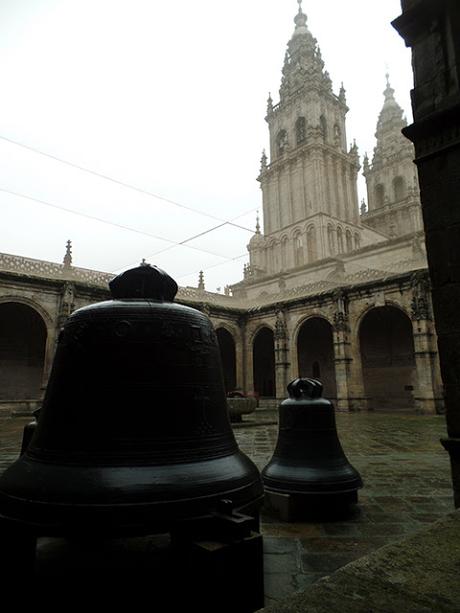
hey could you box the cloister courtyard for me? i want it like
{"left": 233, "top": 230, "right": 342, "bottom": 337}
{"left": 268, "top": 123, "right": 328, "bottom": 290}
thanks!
{"left": 0, "top": 408, "right": 452, "bottom": 607}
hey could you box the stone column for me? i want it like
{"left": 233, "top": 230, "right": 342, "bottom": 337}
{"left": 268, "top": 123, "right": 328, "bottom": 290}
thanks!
{"left": 410, "top": 274, "right": 443, "bottom": 414}
{"left": 245, "top": 337, "right": 255, "bottom": 396}
{"left": 235, "top": 321, "right": 245, "bottom": 393}
{"left": 274, "top": 310, "right": 290, "bottom": 400}
{"left": 332, "top": 292, "right": 352, "bottom": 412}
{"left": 393, "top": 1, "right": 460, "bottom": 506}
{"left": 412, "top": 318, "right": 439, "bottom": 414}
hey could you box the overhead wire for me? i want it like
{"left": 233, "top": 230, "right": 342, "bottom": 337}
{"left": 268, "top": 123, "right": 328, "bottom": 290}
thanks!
{"left": 0, "top": 134, "right": 255, "bottom": 232}
{"left": 0, "top": 187, "right": 240, "bottom": 260}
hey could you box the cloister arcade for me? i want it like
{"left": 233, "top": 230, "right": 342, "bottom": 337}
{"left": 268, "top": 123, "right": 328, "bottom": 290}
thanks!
{"left": 0, "top": 263, "right": 444, "bottom": 415}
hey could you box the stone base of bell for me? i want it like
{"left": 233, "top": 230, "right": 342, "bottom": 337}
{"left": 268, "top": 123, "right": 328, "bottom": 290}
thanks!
{"left": 0, "top": 508, "right": 265, "bottom": 611}
{"left": 264, "top": 488, "right": 359, "bottom": 522}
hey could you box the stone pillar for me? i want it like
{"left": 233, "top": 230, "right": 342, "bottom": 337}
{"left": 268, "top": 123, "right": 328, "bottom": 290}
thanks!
{"left": 332, "top": 292, "right": 352, "bottom": 412}
{"left": 235, "top": 322, "right": 245, "bottom": 393}
{"left": 393, "top": 0, "right": 460, "bottom": 506}
{"left": 274, "top": 311, "right": 290, "bottom": 400}
{"left": 412, "top": 320, "right": 440, "bottom": 414}
{"left": 410, "top": 274, "right": 443, "bottom": 414}
{"left": 245, "top": 336, "right": 255, "bottom": 396}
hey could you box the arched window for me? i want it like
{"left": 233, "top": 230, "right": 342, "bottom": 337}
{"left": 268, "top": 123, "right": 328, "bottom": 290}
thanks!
{"left": 268, "top": 242, "right": 277, "bottom": 273}
{"left": 346, "top": 229, "right": 353, "bottom": 252}
{"left": 328, "top": 225, "right": 335, "bottom": 255}
{"left": 296, "top": 117, "right": 306, "bottom": 145}
{"left": 281, "top": 237, "right": 288, "bottom": 270}
{"left": 320, "top": 115, "right": 328, "bottom": 143}
{"left": 393, "top": 176, "right": 406, "bottom": 201}
{"left": 337, "top": 227, "right": 344, "bottom": 254}
{"left": 294, "top": 233, "right": 303, "bottom": 266}
{"left": 333, "top": 123, "right": 341, "bottom": 145}
{"left": 277, "top": 129, "right": 288, "bottom": 156}
{"left": 375, "top": 184, "right": 385, "bottom": 208}
{"left": 307, "top": 225, "right": 317, "bottom": 262}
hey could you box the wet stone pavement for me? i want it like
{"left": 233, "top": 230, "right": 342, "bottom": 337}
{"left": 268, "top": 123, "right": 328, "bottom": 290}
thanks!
{"left": 0, "top": 410, "right": 453, "bottom": 608}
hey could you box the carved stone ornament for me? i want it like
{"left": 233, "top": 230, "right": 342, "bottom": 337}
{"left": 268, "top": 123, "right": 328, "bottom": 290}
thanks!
{"left": 333, "top": 311, "right": 349, "bottom": 333}
{"left": 410, "top": 271, "right": 431, "bottom": 321}
{"left": 275, "top": 310, "right": 287, "bottom": 340}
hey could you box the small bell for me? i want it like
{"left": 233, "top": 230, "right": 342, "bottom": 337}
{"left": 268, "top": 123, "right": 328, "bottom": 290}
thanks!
{"left": 262, "top": 378, "right": 363, "bottom": 520}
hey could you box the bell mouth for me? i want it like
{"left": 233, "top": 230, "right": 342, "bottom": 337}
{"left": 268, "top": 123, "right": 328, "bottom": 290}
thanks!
{"left": 262, "top": 462, "right": 363, "bottom": 496}
{"left": 0, "top": 451, "right": 263, "bottom": 535}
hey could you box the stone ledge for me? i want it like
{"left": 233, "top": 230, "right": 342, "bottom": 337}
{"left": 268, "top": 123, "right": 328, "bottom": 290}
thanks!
{"left": 259, "top": 509, "right": 460, "bottom": 612}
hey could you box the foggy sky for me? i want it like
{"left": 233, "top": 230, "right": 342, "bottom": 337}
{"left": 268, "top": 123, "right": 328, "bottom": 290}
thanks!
{"left": 0, "top": 0, "right": 412, "bottom": 292}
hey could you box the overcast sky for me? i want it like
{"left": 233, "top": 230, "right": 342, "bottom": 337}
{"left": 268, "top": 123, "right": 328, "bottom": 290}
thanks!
{"left": 0, "top": 0, "right": 412, "bottom": 292}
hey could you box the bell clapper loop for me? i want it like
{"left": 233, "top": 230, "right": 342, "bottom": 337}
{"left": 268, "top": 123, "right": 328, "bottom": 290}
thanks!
{"left": 287, "top": 378, "right": 323, "bottom": 399}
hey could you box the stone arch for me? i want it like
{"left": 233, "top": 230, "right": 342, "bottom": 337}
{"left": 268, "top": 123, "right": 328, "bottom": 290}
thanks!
{"left": 375, "top": 183, "right": 385, "bottom": 208}
{"left": 296, "top": 116, "right": 306, "bottom": 145}
{"left": 296, "top": 316, "right": 337, "bottom": 400}
{"left": 0, "top": 301, "right": 48, "bottom": 401}
{"left": 0, "top": 295, "right": 53, "bottom": 330}
{"left": 253, "top": 326, "right": 275, "bottom": 398}
{"left": 393, "top": 175, "right": 406, "bottom": 201}
{"left": 359, "top": 305, "right": 416, "bottom": 410}
{"left": 216, "top": 327, "right": 237, "bottom": 393}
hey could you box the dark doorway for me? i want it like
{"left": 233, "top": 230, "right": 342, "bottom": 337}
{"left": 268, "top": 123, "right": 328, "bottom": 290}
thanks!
{"left": 216, "top": 327, "right": 237, "bottom": 393}
{"left": 297, "top": 317, "right": 337, "bottom": 399}
{"left": 0, "top": 302, "right": 47, "bottom": 400}
{"left": 359, "top": 306, "right": 416, "bottom": 410}
{"left": 253, "top": 327, "right": 275, "bottom": 397}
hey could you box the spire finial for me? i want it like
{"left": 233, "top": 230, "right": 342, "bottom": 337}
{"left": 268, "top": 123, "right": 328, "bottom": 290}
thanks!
{"left": 256, "top": 212, "right": 261, "bottom": 234}
{"left": 63, "top": 239, "right": 72, "bottom": 268}
{"left": 198, "top": 270, "right": 205, "bottom": 291}
{"left": 294, "top": 0, "right": 307, "bottom": 28}
{"left": 384, "top": 71, "right": 395, "bottom": 100}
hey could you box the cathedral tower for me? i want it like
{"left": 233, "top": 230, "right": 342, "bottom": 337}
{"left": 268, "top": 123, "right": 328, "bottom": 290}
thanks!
{"left": 248, "top": 1, "right": 364, "bottom": 278}
{"left": 361, "top": 75, "right": 423, "bottom": 237}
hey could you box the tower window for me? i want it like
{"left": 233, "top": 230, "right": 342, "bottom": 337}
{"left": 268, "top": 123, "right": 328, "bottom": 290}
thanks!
{"left": 393, "top": 176, "right": 406, "bottom": 201}
{"left": 296, "top": 117, "right": 306, "bottom": 145}
{"left": 337, "top": 227, "right": 344, "bottom": 253}
{"left": 294, "top": 233, "right": 303, "bottom": 266}
{"left": 277, "top": 130, "right": 288, "bottom": 156}
{"left": 375, "top": 184, "right": 385, "bottom": 208}
{"left": 320, "top": 115, "right": 327, "bottom": 143}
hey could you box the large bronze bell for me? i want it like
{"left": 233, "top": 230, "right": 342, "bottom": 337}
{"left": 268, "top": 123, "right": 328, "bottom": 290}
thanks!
{"left": 262, "top": 378, "right": 362, "bottom": 520}
{"left": 0, "top": 264, "right": 263, "bottom": 535}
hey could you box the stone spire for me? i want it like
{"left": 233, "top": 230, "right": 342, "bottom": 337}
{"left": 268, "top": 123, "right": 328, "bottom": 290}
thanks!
{"left": 198, "top": 270, "right": 205, "bottom": 291}
{"left": 278, "top": 0, "right": 326, "bottom": 103}
{"left": 255, "top": 212, "right": 261, "bottom": 234}
{"left": 63, "top": 239, "right": 72, "bottom": 268}
{"left": 372, "top": 73, "right": 411, "bottom": 167}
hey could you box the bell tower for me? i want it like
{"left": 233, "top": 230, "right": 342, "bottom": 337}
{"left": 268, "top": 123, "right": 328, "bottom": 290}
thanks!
{"left": 249, "top": 1, "right": 365, "bottom": 277}
{"left": 362, "top": 75, "right": 423, "bottom": 238}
